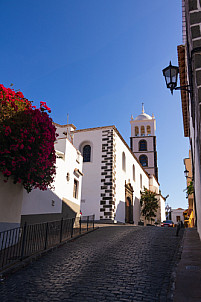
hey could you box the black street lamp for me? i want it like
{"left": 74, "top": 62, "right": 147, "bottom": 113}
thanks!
{"left": 162, "top": 61, "right": 192, "bottom": 94}
{"left": 184, "top": 169, "right": 189, "bottom": 178}
{"left": 184, "top": 169, "right": 193, "bottom": 180}
{"left": 162, "top": 61, "right": 179, "bottom": 94}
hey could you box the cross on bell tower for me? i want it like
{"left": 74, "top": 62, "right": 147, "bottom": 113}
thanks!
{"left": 142, "top": 102, "right": 144, "bottom": 113}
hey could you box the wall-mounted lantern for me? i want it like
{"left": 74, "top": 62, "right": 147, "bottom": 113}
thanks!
{"left": 162, "top": 61, "right": 192, "bottom": 94}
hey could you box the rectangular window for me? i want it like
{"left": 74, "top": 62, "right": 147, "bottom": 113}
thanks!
{"left": 73, "top": 179, "right": 79, "bottom": 199}
{"left": 140, "top": 174, "right": 142, "bottom": 189}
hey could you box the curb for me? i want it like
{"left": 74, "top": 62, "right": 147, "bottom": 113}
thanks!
{"left": 0, "top": 227, "right": 99, "bottom": 279}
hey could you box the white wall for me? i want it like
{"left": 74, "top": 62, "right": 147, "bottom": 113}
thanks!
{"left": 172, "top": 209, "right": 185, "bottom": 224}
{"left": 155, "top": 195, "right": 166, "bottom": 223}
{"left": 55, "top": 138, "right": 66, "bottom": 154}
{"left": 73, "top": 129, "right": 103, "bottom": 219}
{"left": 130, "top": 118, "right": 156, "bottom": 137}
{"left": 160, "top": 196, "right": 166, "bottom": 222}
{"left": 114, "top": 131, "right": 149, "bottom": 223}
{"left": 21, "top": 135, "right": 83, "bottom": 218}
{"left": 0, "top": 175, "right": 23, "bottom": 232}
{"left": 149, "top": 176, "right": 159, "bottom": 194}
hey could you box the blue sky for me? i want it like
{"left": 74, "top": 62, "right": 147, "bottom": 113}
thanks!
{"left": 1, "top": 0, "right": 189, "bottom": 209}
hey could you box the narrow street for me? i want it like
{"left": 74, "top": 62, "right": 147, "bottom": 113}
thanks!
{"left": 0, "top": 226, "right": 183, "bottom": 302}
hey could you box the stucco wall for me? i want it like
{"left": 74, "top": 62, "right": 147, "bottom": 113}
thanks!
{"left": 130, "top": 118, "right": 156, "bottom": 137}
{"left": 21, "top": 135, "right": 83, "bottom": 222}
{"left": 149, "top": 176, "right": 159, "bottom": 194}
{"left": 171, "top": 209, "right": 185, "bottom": 224}
{"left": 156, "top": 195, "right": 166, "bottom": 223}
{"left": 0, "top": 175, "right": 23, "bottom": 232}
{"left": 114, "top": 131, "right": 149, "bottom": 223}
{"left": 73, "top": 129, "right": 102, "bottom": 220}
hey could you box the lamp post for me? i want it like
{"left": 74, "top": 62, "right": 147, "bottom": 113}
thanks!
{"left": 162, "top": 61, "right": 192, "bottom": 94}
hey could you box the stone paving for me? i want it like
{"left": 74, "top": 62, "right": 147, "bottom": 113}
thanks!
{"left": 0, "top": 226, "right": 183, "bottom": 302}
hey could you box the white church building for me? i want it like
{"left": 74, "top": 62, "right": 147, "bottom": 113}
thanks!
{"left": 56, "top": 106, "right": 166, "bottom": 224}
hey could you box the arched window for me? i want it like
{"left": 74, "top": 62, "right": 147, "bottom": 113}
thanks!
{"left": 135, "top": 126, "right": 139, "bottom": 136}
{"left": 122, "top": 152, "right": 126, "bottom": 171}
{"left": 133, "top": 164, "right": 135, "bottom": 181}
{"left": 141, "top": 126, "right": 145, "bottom": 136}
{"left": 147, "top": 125, "right": 151, "bottom": 136}
{"left": 139, "top": 140, "right": 147, "bottom": 151}
{"left": 139, "top": 155, "right": 148, "bottom": 167}
{"left": 83, "top": 145, "right": 91, "bottom": 162}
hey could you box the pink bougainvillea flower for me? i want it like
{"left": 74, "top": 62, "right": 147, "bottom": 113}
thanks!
{"left": 0, "top": 84, "right": 56, "bottom": 193}
{"left": 4, "top": 126, "right": 11, "bottom": 136}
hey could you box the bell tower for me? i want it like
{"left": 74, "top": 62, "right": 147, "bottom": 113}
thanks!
{"left": 130, "top": 104, "right": 158, "bottom": 179}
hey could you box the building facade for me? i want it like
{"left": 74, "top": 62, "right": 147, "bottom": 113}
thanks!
{"left": 171, "top": 208, "right": 185, "bottom": 225}
{"left": 184, "top": 150, "right": 195, "bottom": 227}
{"left": 177, "top": 0, "right": 201, "bottom": 237}
{"left": 72, "top": 125, "right": 150, "bottom": 223}
{"left": 54, "top": 107, "right": 165, "bottom": 224}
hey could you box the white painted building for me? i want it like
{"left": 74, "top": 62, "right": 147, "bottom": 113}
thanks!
{"left": 72, "top": 125, "right": 149, "bottom": 223}
{"left": 54, "top": 108, "right": 165, "bottom": 224}
{"left": 171, "top": 208, "right": 185, "bottom": 225}
{"left": 21, "top": 124, "right": 83, "bottom": 224}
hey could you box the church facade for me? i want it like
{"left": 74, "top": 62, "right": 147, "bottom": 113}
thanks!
{"left": 56, "top": 106, "right": 165, "bottom": 224}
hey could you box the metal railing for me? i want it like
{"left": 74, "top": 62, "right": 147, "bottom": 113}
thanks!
{"left": 0, "top": 215, "right": 95, "bottom": 272}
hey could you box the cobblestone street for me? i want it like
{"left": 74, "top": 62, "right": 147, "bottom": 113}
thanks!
{"left": 0, "top": 226, "right": 183, "bottom": 302}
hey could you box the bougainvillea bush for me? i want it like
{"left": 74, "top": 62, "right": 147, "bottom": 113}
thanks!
{"left": 0, "top": 84, "right": 57, "bottom": 193}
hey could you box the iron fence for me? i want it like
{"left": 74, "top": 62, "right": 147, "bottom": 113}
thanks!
{"left": 0, "top": 215, "right": 95, "bottom": 272}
